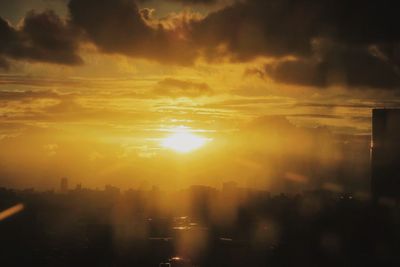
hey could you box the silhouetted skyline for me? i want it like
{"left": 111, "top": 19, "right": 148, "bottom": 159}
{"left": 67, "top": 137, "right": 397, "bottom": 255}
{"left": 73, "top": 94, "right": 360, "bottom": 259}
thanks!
{"left": 1, "top": 1, "right": 400, "bottom": 266}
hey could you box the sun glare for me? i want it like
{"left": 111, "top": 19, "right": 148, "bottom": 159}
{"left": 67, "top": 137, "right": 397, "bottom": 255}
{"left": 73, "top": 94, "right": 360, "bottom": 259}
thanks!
{"left": 161, "top": 127, "right": 211, "bottom": 153}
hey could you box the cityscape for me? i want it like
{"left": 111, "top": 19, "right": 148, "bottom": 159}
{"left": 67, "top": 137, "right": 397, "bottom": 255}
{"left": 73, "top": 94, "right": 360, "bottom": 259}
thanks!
{"left": 0, "top": 108, "right": 400, "bottom": 266}
{"left": 1, "top": 0, "right": 400, "bottom": 266}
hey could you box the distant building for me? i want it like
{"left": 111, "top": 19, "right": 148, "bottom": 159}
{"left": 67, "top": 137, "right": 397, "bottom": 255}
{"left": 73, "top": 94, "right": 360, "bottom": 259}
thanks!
{"left": 371, "top": 109, "right": 400, "bottom": 200}
{"left": 60, "top": 177, "right": 68, "bottom": 193}
{"left": 222, "top": 181, "right": 237, "bottom": 193}
{"left": 104, "top": 184, "right": 120, "bottom": 196}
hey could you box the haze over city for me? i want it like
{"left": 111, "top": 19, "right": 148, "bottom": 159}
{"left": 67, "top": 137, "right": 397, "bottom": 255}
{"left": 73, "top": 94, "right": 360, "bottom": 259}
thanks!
{"left": 2, "top": 0, "right": 398, "bottom": 193}
{"left": 1, "top": 1, "right": 400, "bottom": 267}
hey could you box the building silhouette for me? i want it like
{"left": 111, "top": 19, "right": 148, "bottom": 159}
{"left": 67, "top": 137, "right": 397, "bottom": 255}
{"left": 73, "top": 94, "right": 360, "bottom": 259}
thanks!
{"left": 371, "top": 109, "right": 400, "bottom": 200}
{"left": 60, "top": 177, "right": 68, "bottom": 193}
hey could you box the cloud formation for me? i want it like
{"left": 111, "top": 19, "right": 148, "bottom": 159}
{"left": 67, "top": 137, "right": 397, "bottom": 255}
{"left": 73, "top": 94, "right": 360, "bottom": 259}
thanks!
{"left": 194, "top": 0, "right": 400, "bottom": 88}
{"left": 1, "top": 0, "right": 400, "bottom": 89}
{"left": 173, "top": 0, "right": 217, "bottom": 4}
{"left": 154, "top": 78, "right": 212, "bottom": 97}
{"left": 139, "top": 0, "right": 219, "bottom": 4}
{"left": 68, "top": 0, "right": 400, "bottom": 89}
{"left": 68, "top": 0, "right": 197, "bottom": 64}
{"left": 264, "top": 42, "right": 400, "bottom": 89}
{"left": 0, "top": 10, "right": 83, "bottom": 66}
{"left": 0, "top": 57, "right": 9, "bottom": 70}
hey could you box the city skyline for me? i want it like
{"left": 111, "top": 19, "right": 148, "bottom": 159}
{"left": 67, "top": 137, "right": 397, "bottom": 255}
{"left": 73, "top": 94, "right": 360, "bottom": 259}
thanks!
{"left": 1, "top": 1, "right": 400, "bottom": 266}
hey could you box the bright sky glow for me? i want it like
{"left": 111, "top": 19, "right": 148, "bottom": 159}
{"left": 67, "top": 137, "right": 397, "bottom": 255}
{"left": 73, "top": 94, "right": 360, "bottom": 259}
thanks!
{"left": 161, "top": 127, "right": 211, "bottom": 153}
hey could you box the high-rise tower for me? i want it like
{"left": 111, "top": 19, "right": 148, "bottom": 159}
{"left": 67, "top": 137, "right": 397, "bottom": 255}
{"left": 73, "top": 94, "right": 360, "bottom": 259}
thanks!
{"left": 60, "top": 177, "right": 68, "bottom": 193}
{"left": 371, "top": 109, "right": 400, "bottom": 200}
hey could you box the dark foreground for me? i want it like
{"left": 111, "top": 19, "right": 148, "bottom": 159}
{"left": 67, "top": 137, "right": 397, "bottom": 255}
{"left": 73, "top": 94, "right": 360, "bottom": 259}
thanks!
{"left": 1, "top": 186, "right": 400, "bottom": 267}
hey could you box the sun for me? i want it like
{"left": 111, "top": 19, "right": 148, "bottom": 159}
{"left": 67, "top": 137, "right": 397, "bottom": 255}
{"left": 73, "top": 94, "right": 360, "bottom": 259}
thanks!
{"left": 161, "top": 127, "right": 211, "bottom": 153}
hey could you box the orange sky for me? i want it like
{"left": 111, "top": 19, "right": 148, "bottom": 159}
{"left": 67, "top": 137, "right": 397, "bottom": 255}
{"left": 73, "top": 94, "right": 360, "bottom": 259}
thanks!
{"left": 0, "top": 0, "right": 398, "bottom": 192}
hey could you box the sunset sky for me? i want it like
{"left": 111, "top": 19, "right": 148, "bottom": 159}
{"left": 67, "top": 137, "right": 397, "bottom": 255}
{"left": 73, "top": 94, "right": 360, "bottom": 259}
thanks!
{"left": 0, "top": 0, "right": 399, "bottom": 192}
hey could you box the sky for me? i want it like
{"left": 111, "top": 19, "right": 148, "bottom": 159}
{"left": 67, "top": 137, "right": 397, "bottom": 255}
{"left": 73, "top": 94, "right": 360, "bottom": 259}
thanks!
{"left": 0, "top": 0, "right": 399, "bottom": 193}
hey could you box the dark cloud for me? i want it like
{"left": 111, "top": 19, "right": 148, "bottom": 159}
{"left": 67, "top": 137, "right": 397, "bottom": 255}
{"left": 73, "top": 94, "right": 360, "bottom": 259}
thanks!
{"left": 0, "top": 17, "right": 16, "bottom": 50}
{"left": 138, "top": 0, "right": 218, "bottom": 4}
{"left": 1, "top": 0, "right": 400, "bottom": 89}
{"left": 172, "top": 0, "right": 217, "bottom": 4}
{"left": 0, "top": 10, "right": 82, "bottom": 66}
{"left": 263, "top": 41, "right": 400, "bottom": 89}
{"left": 154, "top": 78, "right": 212, "bottom": 97}
{"left": 68, "top": 0, "right": 196, "bottom": 64}
{"left": 190, "top": 0, "right": 319, "bottom": 60}
{"left": 0, "top": 57, "right": 9, "bottom": 70}
{"left": 190, "top": 0, "right": 400, "bottom": 88}
{"left": 192, "top": 0, "right": 400, "bottom": 58}
{"left": 316, "top": 0, "right": 399, "bottom": 45}
{"left": 168, "top": 0, "right": 218, "bottom": 5}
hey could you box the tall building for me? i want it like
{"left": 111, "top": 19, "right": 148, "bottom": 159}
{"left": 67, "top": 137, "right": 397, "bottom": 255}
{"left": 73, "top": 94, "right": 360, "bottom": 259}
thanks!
{"left": 60, "top": 177, "right": 68, "bottom": 193}
{"left": 371, "top": 109, "right": 400, "bottom": 200}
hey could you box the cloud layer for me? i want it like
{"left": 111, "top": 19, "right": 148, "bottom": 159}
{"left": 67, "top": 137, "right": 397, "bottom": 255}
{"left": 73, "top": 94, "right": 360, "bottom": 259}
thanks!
{"left": 191, "top": 0, "right": 400, "bottom": 88}
{"left": 1, "top": 0, "right": 399, "bottom": 89}
{"left": 154, "top": 78, "right": 212, "bottom": 97}
{"left": 68, "top": 0, "right": 197, "bottom": 64}
{"left": 0, "top": 10, "right": 82, "bottom": 66}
